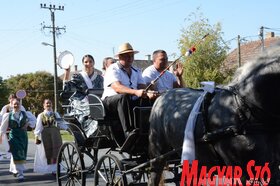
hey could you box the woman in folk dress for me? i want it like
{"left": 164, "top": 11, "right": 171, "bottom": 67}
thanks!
{"left": 0, "top": 98, "right": 35, "bottom": 181}
{"left": 62, "top": 54, "right": 104, "bottom": 137}
{"left": 33, "top": 99, "right": 67, "bottom": 174}
{"left": 63, "top": 54, "right": 103, "bottom": 100}
{"left": 0, "top": 94, "right": 26, "bottom": 159}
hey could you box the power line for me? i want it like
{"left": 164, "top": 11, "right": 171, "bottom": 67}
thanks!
{"left": 262, "top": 27, "right": 280, "bottom": 32}
{"left": 40, "top": 3, "right": 66, "bottom": 112}
{"left": 259, "top": 26, "right": 264, "bottom": 52}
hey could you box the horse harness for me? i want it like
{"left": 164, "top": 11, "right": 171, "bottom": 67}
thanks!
{"left": 197, "top": 86, "right": 280, "bottom": 143}
{"left": 189, "top": 86, "right": 280, "bottom": 165}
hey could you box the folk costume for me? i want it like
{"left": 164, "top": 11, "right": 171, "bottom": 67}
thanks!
{"left": 62, "top": 70, "right": 103, "bottom": 137}
{"left": 33, "top": 111, "right": 65, "bottom": 173}
{"left": 0, "top": 104, "right": 26, "bottom": 159}
{"left": 0, "top": 104, "right": 26, "bottom": 117}
{"left": 63, "top": 70, "right": 103, "bottom": 100}
{"left": 0, "top": 110, "right": 34, "bottom": 180}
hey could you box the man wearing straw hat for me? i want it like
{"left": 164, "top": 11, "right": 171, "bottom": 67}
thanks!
{"left": 102, "top": 42, "right": 154, "bottom": 138}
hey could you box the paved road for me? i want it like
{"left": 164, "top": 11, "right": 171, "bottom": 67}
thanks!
{"left": 0, "top": 141, "right": 60, "bottom": 186}
{"left": 0, "top": 140, "right": 176, "bottom": 186}
{"left": 0, "top": 141, "right": 113, "bottom": 186}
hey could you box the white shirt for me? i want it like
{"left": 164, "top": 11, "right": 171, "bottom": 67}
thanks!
{"left": 0, "top": 104, "right": 26, "bottom": 116}
{"left": 0, "top": 104, "right": 26, "bottom": 123}
{"left": 142, "top": 65, "right": 177, "bottom": 93}
{"left": 34, "top": 111, "right": 68, "bottom": 138}
{"left": 0, "top": 110, "right": 36, "bottom": 135}
{"left": 102, "top": 62, "right": 146, "bottom": 99}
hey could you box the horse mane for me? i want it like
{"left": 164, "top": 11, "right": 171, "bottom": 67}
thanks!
{"left": 229, "top": 41, "right": 280, "bottom": 87}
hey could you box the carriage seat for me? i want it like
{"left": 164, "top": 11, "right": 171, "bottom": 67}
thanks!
{"left": 87, "top": 89, "right": 105, "bottom": 120}
{"left": 62, "top": 89, "right": 106, "bottom": 146}
{"left": 60, "top": 91, "right": 75, "bottom": 115}
{"left": 119, "top": 106, "right": 152, "bottom": 153}
{"left": 133, "top": 106, "right": 152, "bottom": 134}
{"left": 87, "top": 88, "right": 104, "bottom": 98}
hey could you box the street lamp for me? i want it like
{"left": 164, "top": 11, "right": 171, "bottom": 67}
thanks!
{"left": 42, "top": 41, "right": 58, "bottom": 112}
{"left": 41, "top": 42, "right": 53, "bottom": 47}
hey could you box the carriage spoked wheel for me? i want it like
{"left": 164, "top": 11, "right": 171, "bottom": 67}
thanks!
{"left": 94, "top": 154, "right": 127, "bottom": 186}
{"left": 57, "top": 142, "right": 86, "bottom": 186}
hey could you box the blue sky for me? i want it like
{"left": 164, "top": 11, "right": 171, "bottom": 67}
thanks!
{"left": 1, "top": 0, "right": 279, "bottom": 79}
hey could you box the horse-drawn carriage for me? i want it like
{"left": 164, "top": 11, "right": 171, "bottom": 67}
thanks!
{"left": 57, "top": 89, "right": 181, "bottom": 186}
{"left": 56, "top": 42, "right": 280, "bottom": 186}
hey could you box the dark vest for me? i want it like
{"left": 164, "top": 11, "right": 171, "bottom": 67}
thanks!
{"left": 9, "top": 111, "right": 27, "bottom": 129}
{"left": 41, "top": 112, "right": 56, "bottom": 127}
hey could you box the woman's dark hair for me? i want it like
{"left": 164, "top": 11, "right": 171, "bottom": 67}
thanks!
{"left": 82, "top": 54, "right": 95, "bottom": 63}
{"left": 8, "top": 94, "right": 16, "bottom": 101}
{"left": 43, "top": 98, "right": 52, "bottom": 104}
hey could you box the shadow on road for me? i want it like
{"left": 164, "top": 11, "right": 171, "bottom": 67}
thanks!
{"left": 0, "top": 157, "right": 57, "bottom": 186}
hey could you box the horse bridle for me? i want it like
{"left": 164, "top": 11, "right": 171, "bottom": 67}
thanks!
{"left": 192, "top": 86, "right": 280, "bottom": 167}
{"left": 199, "top": 86, "right": 280, "bottom": 143}
{"left": 230, "top": 85, "right": 280, "bottom": 122}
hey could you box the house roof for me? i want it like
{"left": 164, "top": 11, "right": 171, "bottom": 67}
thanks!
{"left": 133, "top": 59, "right": 153, "bottom": 71}
{"left": 223, "top": 33, "right": 280, "bottom": 70}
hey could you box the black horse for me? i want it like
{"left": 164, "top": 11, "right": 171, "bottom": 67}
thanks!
{"left": 148, "top": 43, "right": 280, "bottom": 185}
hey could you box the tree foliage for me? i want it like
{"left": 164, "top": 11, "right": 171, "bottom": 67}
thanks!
{"left": 4, "top": 71, "right": 63, "bottom": 115}
{"left": 0, "top": 77, "right": 10, "bottom": 106}
{"left": 178, "top": 9, "right": 232, "bottom": 88}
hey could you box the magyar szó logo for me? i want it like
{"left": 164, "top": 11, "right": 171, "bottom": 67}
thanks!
{"left": 180, "top": 160, "right": 271, "bottom": 186}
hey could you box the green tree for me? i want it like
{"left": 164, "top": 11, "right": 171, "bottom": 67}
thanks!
{"left": 5, "top": 71, "right": 63, "bottom": 115}
{"left": 178, "top": 9, "right": 231, "bottom": 88}
{"left": 0, "top": 77, "right": 10, "bottom": 107}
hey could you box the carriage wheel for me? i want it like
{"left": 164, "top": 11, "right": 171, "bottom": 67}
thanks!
{"left": 94, "top": 154, "right": 127, "bottom": 186}
{"left": 57, "top": 142, "right": 86, "bottom": 186}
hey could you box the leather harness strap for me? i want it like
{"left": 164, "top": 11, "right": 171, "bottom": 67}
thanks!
{"left": 198, "top": 86, "right": 280, "bottom": 143}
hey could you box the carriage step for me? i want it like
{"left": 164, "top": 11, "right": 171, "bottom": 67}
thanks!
{"left": 118, "top": 129, "right": 139, "bottom": 152}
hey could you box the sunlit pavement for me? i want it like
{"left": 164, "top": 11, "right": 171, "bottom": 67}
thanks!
{"left": 0, "top": 141, "right": 57, "bottom": 186}
{"left": 0, "top": 141, "right": 97, "bottom": 186}
{"left": 0, "top": 141, "right": 176, "bottom": 186}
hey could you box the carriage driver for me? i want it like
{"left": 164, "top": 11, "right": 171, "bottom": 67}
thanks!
{"left": 101, "top": 42, "right": 155, "bottom": 138}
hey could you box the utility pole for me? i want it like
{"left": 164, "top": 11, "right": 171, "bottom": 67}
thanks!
{"left": 237, "top": 35, "right": 241, "bottom": 67}
{"left": 40, "top": 3, "right": 65, "bottom": 112}
{"left": 259, "top": 26, "right": 264, "bottom": 52}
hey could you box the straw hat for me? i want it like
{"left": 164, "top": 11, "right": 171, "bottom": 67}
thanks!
{"left": 115, "top": 42, "right": 139, "bottom": 56}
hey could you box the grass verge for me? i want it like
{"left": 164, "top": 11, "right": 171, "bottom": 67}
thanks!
{"left": 27, "top": 130, "right": 74, "bottom": 142}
